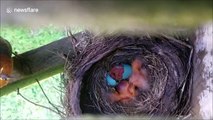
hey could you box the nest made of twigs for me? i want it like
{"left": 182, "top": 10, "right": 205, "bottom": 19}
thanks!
{"left": 64, "top": 32, "right": 193, "bottom": 118}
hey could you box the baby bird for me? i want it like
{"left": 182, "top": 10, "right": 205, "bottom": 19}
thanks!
{"left": 0, "top": 37, "right": 13, "bottom": 88}
{"left": 129, "top": 58, "right": 149, "bottom": 90}
{"left": 109, "top": 81, "right": 137, "bottom": 103}
{"left": 110, "top": 65, "right": 124, "bottom": 80}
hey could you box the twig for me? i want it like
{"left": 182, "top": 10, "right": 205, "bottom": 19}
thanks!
{"left": 17, "top": 88, "right": 59, "bottom": 115}
{"left": 66, "top": 27, "right": 78, "bottom": 56}
{"left": 36, "top": 79, "right": 65, "bottom": 116}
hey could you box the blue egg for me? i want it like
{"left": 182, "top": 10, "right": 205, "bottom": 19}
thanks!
{"left": 122, "top": 64, "right": 132, "bottom": 79}
{"left": 106, "top": 74, "right": 118, "bottom": 87}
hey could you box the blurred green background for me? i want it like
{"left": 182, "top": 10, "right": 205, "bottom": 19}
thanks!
{"left": 0, "top": 25, "right": 82, "bottom": 119}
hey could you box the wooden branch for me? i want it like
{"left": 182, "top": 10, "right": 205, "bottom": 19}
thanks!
{"left": 0, "top": 31, "right": 89, "bottom": 96}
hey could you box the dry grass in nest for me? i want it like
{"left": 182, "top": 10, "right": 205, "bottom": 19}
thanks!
{"left": 64, "top": 32, "right": 193, "bottom": 118}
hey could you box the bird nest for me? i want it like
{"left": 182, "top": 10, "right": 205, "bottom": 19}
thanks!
{"left": 64, "top": 32, "right": 193, "bottom": 118}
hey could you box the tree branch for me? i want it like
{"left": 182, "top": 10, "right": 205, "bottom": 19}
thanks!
{"left": 0, "top": 31, "right": 90, "bottom": 96}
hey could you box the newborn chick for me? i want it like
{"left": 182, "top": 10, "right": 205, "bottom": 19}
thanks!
{"left": 109, "top": 81, "right": 137, "bottom": 103}
{"left": 110, "top": 65, "right": 124, "bottom": 80}
{"left": 129, "top": 58, "right": 149, "bottom": 90}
